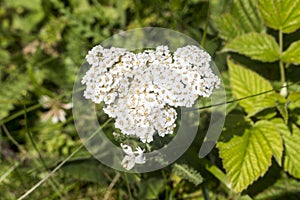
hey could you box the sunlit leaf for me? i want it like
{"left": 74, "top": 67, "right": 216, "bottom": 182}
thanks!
{"left": 282, "top": 41, "right": 300, "bottom": 65}
{"left": 228, "top": 59, "right": 276, "bottom": 116}
{"left": 213, "top": 0, "right": 265, "bottom": 41}
{"left": 218, "top": 120, "right": 283, "bottom": 192}
{"left": 271, "top": 118, "right": 300, "bottom": 179}
{"left": 258, "top": 0, "right": 300, "bottom": 33}
{"left": 223, "top": 33, "right": 280, "bottom": 62}
{"left": 276, "top": 100, "right": 289, "bottom": 124}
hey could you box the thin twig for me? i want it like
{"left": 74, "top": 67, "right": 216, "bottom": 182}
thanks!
{"left": 2, "top": 125, "right": 26, "bottom": 154}
{"left": 104, "top": 172, "right": 121, "bottom": 200}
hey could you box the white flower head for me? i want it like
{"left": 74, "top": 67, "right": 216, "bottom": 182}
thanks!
{"left": 120, "top": 144, "right": 146, "bottom": 170}
{"left": 82, "top": 45, "right": 220, "bottom": 143}
{"left": 40, "top": 95, "right": 72, "bottom": 124}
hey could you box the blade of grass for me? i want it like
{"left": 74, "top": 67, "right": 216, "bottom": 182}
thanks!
{"left": 17, "top": 118, "right": 112, "bottom": 200}
{"left": 0, "top": 162, "right": 20, "bottom": 183}
{"left": 23, "top": 103, "right": 64, "bottom": 198}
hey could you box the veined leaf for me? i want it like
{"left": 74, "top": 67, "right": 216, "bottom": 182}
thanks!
{"left": 288, "top": 92, "right": 300, "bottom": 110}
{"left": 258, "top": 0, "right": 300, "bottom": 33}
{"left": 276, "top": 101, "right": 289, "bottom": 124}
{"left": 255, "top": 175, "right": 300, "bottom": 200}
{"left": 223, "top": 33, "right": 280, "bottom": 62}
{"left": 271, "top": 118, "right": 300, "bottom": 179}
{"left": 282, "top": 41, "right": 300, "bottom": 65}
{"left": 213, "top": 14, "right": 245, "bottom": 41}
{"left": 228, "top": 59, "right": 276, "bottom": 116}
{"left": 218, "top": 120, "right": 282, "bottom": 192}
{"left": 213, "top": 0, "right": 265, "bottom": 41}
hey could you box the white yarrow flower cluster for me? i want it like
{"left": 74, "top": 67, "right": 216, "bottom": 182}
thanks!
{"left": 82, "top": 45, "right": 220, "bottom": 144}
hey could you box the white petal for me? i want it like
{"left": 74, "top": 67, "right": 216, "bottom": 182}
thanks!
{"left": 135, "top": 154, "right": 146, "bottom": 164}
{"left": 121, "top": 143, "right": 133, "bottom": 155}
{"left": 121, "top": 155, "right": 135, "bottom": 170}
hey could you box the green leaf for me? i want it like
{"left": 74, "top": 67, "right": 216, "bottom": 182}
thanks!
{"left": 228, "top": 59, "right": 276, "bottom": 116}
{"left": 282, "top": 41, "right": 300, "bottom": 65}
{"left": 258, "top": 0, "right": 300, "bottom": 33}
{"left": 138, "top": 178, "right": 165, "bottom": 199}
{"left": 288, "top": 92, "right": 300, "bottom": 110}
{"left": 288, "top": 92, "right": 300, "bottom": 126}
{"left": 61, "top": 158, "right": 108, "bottom": 185}
{"left": 276, "top": 98, "right": 289, "bottom": 124}
{"left": 255, "top": 175, "right": 300, "bottom": 200}
{"left": 218, "top": 120, "right": 283, "bottom": 192}
{"left": 172, "top": 163, "right": 203, "bottom": 186}
{"left": 271, "top": 118, "right": 300, "bottom": 179}
{"left": 0, "top": 74, "right": 30, "bottom": 120}
{"left": 223, "top": 33, "right": 280, "bottom": 62}
{"left": 213, "top": 14, "right": 245, "bottom": 41}
{"left": 213, "top": 0, "right": 265, "bottom": 41}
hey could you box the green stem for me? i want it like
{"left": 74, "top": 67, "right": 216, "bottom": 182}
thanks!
{"left": 279, "top": 29, "right": 286, "bottom": 85}
{"left": 201, "top": 3, "right": 210, "bottom": 47}
{"left": 201, "top": 182, "right": 210, "bottom": 200}
{"left": 0, "top": 103, "right": 41, "bottom": 126}
{"left": 124, "top": 173, "right": 133, "bottom": 200}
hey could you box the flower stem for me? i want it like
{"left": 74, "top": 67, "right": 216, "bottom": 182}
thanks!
{"left": 279, "top": 29, "right": 285, "bottom": 84}
{"left": 279, "top": 29, "right": 287, "bottom": 96}
{"left": 124, "top": 173, "right": 133, "bottom": 200}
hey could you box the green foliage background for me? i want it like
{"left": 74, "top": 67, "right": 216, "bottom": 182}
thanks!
{"left": 0, "top": 0, "right": 300, "bottom": 199}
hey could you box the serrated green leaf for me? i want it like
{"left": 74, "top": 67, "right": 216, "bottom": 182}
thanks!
{"left": 288, "top": 92, "right": 300, "bottom": 110}
{"left": 223, "top": 33, "right": 280, "bottom": 62}
{"left": 271, "top": 118, "right": 300, "bottom": 179}
{"left": 276, "top": 101, "right": 289, "bottom": 124}
{"left": 213, "top": 14, "right": 245, "bottom": 41}
{"left": 172, "top": 163, "right": 203, "bottom": 186}
{"left": 282, "top": 41, "right": 300, "bottom": 65}
{"left": 258, "top": 0, "right": 300, "bottom": 33}
{"left": 228, "top": 59, "right": 276, "bottom": 116}
{"left": 218, "top": 120, "right": 282, "bottom": 192}
{"left": 255, "top": 175, "right": 300, "bottom": 200}
{"left": 213, "top": 0, "right": 265, "bottom": 41}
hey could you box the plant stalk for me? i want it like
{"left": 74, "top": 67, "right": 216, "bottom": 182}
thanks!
{"left": 279, "top": 29, "right": 287, "bottom": 97}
